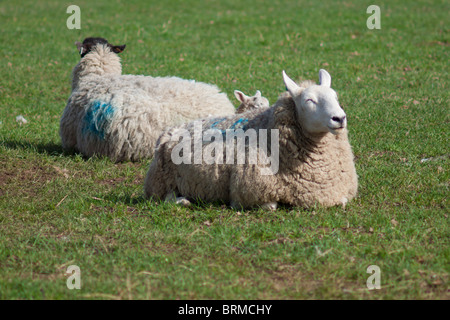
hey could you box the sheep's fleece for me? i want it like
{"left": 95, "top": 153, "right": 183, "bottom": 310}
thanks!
{"left": 60, "top": 43, "right": 236, "bottom": 162}
{"left": 144, "top": 71, "right": 358, "bottom": 209}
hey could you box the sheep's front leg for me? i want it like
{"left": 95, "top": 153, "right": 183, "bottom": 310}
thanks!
{"left": 230, "top": 200, "right": 243, "bottom": 210}
{"left": 230, "top": 200, "right": 277, "bottom": 211}
{"left": 260, "top": 202, "right": 278, "bottom": 211}
{"left": 165, "top": 192, "right": 191, "bottom": 207}
{"left": 340, "top": 197, "right": 348, "bottom": 209}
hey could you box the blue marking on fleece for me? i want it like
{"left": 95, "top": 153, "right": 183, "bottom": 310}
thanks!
{"left": 82, "top": 101, "right": 115, "bottom": 140}
{"left": 209, "top": 118, "right": 249, "bottom": 137}
{"left": 229, "top": 118, "right": 249, "bottom": 131}
{"left": 210, "top": 118, "right": 225, "bottom": 130}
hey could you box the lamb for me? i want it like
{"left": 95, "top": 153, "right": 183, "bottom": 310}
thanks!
{"left": 144, "top": 69, "right": 358, "bottom": 210}
{"left": 234, "top": 90, "right": 270, "bottom": 113}
{"left": 60, "top": 37, "right": 236, "bottom": 162}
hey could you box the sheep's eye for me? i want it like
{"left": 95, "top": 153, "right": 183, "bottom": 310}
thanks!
{"left": 306, "top": 99, "right": 316, "bottom": 104}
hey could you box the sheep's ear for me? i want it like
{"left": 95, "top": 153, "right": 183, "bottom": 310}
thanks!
{"left": 255, "top": 90, "right": 262, "bottom": 98}
{"left": 111, "top": 44, "right": 126, "bottom": 54}
{"left": 234, "top": 90, "right": 248, "bottom": 103}
{"left": 319, "top": 69, "right": 332, "bottom": 87}
{"left": 282, "top": 71, "right": 302, "bottom": 97}
{"left": 75, "top": 41, "right": 84, "bottom": 55}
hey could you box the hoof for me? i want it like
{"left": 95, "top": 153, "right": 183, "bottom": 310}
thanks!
{"left": 165, "top": 192, "right": 191, "bottom": 207}
{"left": 175, "top": 197, "right": 191, "bottom": 207}
{"left": 340, "top": 197, "right": 348, "bottom": 209}
{"left": 260, "top": 202, "right": 278, "bottom": 211}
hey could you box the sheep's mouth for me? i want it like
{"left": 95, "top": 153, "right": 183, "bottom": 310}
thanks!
{"left": 328, "top": 126, "right": 345, "bottom": 135}
{"left": 328, "top": 126, "right": 345, "bottom": 131}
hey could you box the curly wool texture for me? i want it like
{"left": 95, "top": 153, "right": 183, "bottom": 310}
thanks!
{"left": 144, "top": 85, "right": 358, "bottom": 209}
{"left": 60, "top": 44, "right": 236, "bottom": 162}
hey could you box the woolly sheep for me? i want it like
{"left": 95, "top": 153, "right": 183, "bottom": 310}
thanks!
{"left": 234, "top": 90, "right": 270, "bottom": 113}
{"left": 144, "top": 69, "right": 358, "bottom": 210}
{"left": 60, "top": 37, "right": 236, "bottom": 162}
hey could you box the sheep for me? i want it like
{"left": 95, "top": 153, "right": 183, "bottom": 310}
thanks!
{"left": 234, "top": 90, "right": 270, "bottom": 113}
{"left": 144, "top": 69, "right": 358, "bottom": 210}
{"left": 60, "top": 37, "right": 236, "bottom": 162}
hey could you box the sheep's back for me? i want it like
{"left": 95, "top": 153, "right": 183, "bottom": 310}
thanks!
{"left": 63, "top": 73, "right": 236, "bottom": 161}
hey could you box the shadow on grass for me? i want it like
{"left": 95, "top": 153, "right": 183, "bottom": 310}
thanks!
{"left": 104, "top": 191, "right": 299, "bottom": 214}
{"left": 0, "top": 139, "right": 74, "bottom": 157}
{"left": 102, "top": 192, "right": 229, "bottom": 212}
{"left": 103, "top": 193, "right": 148, "bottom": 206}
{"left": 1, "top": 140, "right": 157, "bottom": 165}
{"left": 101, "top": 189, "right": 311, "bottom": 219}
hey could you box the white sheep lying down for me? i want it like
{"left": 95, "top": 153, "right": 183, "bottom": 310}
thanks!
{"left": 144, "top": 69, "right": 358, "bottom": 209}
{"left": 60, "top": 37, "right": 236, "bottom": 162}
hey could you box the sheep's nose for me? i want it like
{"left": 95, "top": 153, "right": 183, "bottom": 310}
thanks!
{"left": 332, "top": 116, "right": 346, "bottom": 124}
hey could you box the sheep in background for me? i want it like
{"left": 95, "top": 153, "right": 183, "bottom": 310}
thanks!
{"left": 144, "top": 69, "right": 358, "bottom": 210}
{"left": 60, "top": 37, "right": 236, "bottom": 162}
{"left": 71, "top": 37, "right": 126, "bottom": 90}
{"left": 234, "top": 90, "right": 270, "bottom": 113}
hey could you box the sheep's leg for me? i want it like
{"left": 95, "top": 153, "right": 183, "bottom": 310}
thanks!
{"left": 165, "top": 192, "right": 191, "bottom": 207}
{"left": 231, "top": 200, "right": 277, "bottom": 211}
{"left": 175, "top": 197, "right": 191, "bottom": 207}
{"left": 340, "top": 197, "right": 348, "bottom": 209}
{"left": 230, "top": 200, "right": 243, "bottom": 210}
{"left": 164, "top": 192, "right": 176, "bottom": 202}
{"left": 260, "top": 202, "right": 278, "bottom": 211}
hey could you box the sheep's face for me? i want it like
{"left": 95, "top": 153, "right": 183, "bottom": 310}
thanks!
{"left": 283, "top": 70, "right": 347, "bottom": 135}
{"left": 299, "top": 85, "right": 346, "bottom": 134}
{"left": 234, "top": 90, "right": 270, "bottom": 113}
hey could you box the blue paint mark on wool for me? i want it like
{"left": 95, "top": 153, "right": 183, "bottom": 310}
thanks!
{"left": 82, "top": 101, "right": 115, "bottom": 140}
{"left": 210, "top": 118, "right": 226, "bottom": 130}
{"left": 229, "top": 118, "right": 249, "bottom": 131}
{"left": 209, "top": 118, "right": 249, "bottom": 137}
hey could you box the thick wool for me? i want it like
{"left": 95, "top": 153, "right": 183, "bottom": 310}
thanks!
{"left": 60, "top": 44, "right": 236, "bottom": 162}
{"left": 144, "top": 75, "right": 358, "bottom": 209}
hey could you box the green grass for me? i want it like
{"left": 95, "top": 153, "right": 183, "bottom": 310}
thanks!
{"left": 0, "top": 0, "right": 448, "bottom": 299}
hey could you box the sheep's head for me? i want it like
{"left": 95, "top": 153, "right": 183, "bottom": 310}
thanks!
{"left": 283, "top": 69, "right": 346, "bottom": 135}
{"left": 234, "top": 90, "right": 270, "bottom": 113}
{"left": 75, "top": 37, "right": 126, "bottom": 58}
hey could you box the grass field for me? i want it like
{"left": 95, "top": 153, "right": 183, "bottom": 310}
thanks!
{"left": 0, "top": 0, "right": 448, "bottom": 300}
